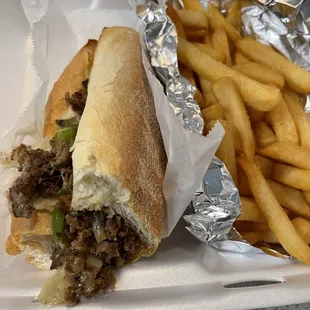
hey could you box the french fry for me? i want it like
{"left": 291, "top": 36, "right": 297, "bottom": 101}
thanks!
{"left": 242, "top": 231, "right": 267, "bottom": 245}
{"left": 206, "top": 120, "right": 237, "bottom": 183}
{"left": 292, "top": 218, "right": 310, "bottom": 244}
{"left": 236, "top": 37, "right": 310, "bottom": 94}
{"left": 211, "top": 28, "right": 232, "bottom": 66}
{"left": 246, "top": 106, "right": 265, "bottom": 124}
{"left": 179, "top": 62, "right": 196, "bottom": 86}
{"left": 266, "top": 95, "right": 299, "bottom": 144}
{"left": 199, "top": 77, "right": 217, "bottom": 107}
{"left": 206, "top": 3, "right": 242, "bottom": 43}
{"left": 201, "top": 104, "right": 224, "bottom": 122}
{"left": 185, "top": 29, "right": 208, "bottom": 39}
{"left": 192, "top": 42, "right": 226, "bottom": 62}
{"left": 238, "top": 166, "right": 252, "bottom": 196}
{"left": 212, "top": 77, "right": 256, "bottom": 159}
{"left": 267, "top": 180, "right": 310, "bottom": 220}
{"left": 273, "top": 163, "right": 310, "bottom": 191}
{"left": 255, "top": 155, "right": 274, "bottom": 179}
{"left": 264, "top": 230, "right": 279, "bottom": 244}
{"left": 183, "top": 0, "right": 205, "bottom": 11}
{"left": 234, "top": 51, "right": 250, "bottom": 65}
{"left": 237, "top": 154, "right": 310, "bottom": 264}
{"left": 176, "top": 10, "right": 209, "bottom": 30}
{"left": 233, "top": 62, "right": 285, "bottom": 89}
{"left": 283, "top": 89, "right": 310, "bottom": 150}
{"left": 203, "top": 32, "right": 212, "bottom": 45}
{"left": 253, "top": 122, "right": 276, "bottom": 148}
{"left": 260, "top": 142, "right": 310, "bottom": 170}
{"left": 227, "top": 0, "right": 241, "bottom": 32}
{"left": 303, "top": 191, "right": 310, "bottom": 204}
{"left": 238, "top": 197, "right": 266, "bottom": 223}
{"left": 166, "top": 3, "right": 186, "bottom": 38}
{"left": 177, "top": 37, "right": 281, "bottom": 112}
{"left": 234, "top": 221, "right": 268, "bottom": 233}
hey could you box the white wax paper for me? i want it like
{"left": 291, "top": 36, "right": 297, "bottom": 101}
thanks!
{"left": 0, "top": 0, "right": 223, "bottom": 266}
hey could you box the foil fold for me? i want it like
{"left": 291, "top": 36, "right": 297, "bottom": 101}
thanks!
{"left": 133, "top": 0, "right": 204, "bottom": 134}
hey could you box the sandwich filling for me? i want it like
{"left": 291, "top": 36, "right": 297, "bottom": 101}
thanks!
{"left": 8, "top": 81, "right": 145, "bottom": 305}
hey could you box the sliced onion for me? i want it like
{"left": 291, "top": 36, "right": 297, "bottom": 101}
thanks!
{"left": 86, "top": 254, "right": 103, "bottom": 272}
{"left": 92, "top": 212, "right": 107, "bottom": 243}
{"left": 38, "top": 273, "right": 70, "bottom": 305}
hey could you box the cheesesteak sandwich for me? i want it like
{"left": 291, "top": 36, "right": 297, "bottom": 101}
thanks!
{"left": 5, "top": 27, "right": 166, "bottom": 305}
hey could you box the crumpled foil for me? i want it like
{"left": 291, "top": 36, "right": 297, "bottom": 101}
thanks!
{"left": 183, "top": 158, "right": 251, "bottom": 252}
{"left": 184, "top": 0, "right": 309, "bottom": 257}
{"left": 132, "top": 0, "right": 204, "bottom": 134}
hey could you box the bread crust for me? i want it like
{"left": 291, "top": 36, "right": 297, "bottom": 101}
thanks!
{"left": 6, "top": 211, "right": 52, "bottom": 270}
{"left": 72, "top": 27, "right": 166, "bottom": 252}
{"left": 43, "top": 39, "right": 97, "bottom": 138}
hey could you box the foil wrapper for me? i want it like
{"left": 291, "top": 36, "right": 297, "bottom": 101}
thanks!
{"left": 133, "top": 0, "right": 204, "bottom": 134}
{"left": 184, "top": 0, "right": 309, "bottom": 257}
{"left": 183, "top": 158, "right": 252, "bottom": 252}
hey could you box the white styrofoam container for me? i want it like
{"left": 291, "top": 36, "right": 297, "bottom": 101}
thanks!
{"left": 1, "top": 1, "right": 310, "bottom": 309}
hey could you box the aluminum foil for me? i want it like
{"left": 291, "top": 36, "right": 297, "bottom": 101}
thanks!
{"left": 184, "top": 0, "right": 309, "bottom": 257}
{"left": 132, "top": 0, "right": 204, "bottom": 134}
{"left": 183, "top": 158, "right": 253, "bottom": 253}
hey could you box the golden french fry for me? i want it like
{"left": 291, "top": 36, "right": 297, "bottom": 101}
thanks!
{"left": 206, "top": 3, "right": 242, "bottom": 43}
{"left": 283, "top": 89, "right": 310, "bottom": 150}
{"left": 266, "top": 95, "right": 299, "bottom": 144}
{"left": 303, "top": 191, "right": 310, "bottom": 204}
{"left": 260, "top": 142, "right": 310, "bottom": 170}
{"left": 253, "top": 122, "right": 276, "bottom": 148}
{"left": 206, "top": 120, "right": 237, "bottom": 183}
{"left": 199, "top": 77, "right": 216, "bottom": 107}
{"left": 179, "top": 62, "right": 196, "bottom": 86}
{"left": 246, "top": 106, "right": 265, "bottom": 124}
{"left": 267, "top": 180, "right": 310, "bottom": 220}
{"left": 292, "top": 218, "right": 310, "bottom": 244}
{"left": 238, "top": 197, "right": 266, "bottom": 223}
{"left": 234, "top": 221, "right": 268, "bottom": 233}
{"left": 264, "top": 230, "right": 279, "bottom": 244}
{"left": 255, "top": 155, "right": 274, "bottom": 179}
{"left": 229, "top": 1, "right": 242, "bottom": 19}
{"left": 227, "top": 0, "right": 241, "bottom": 32}
{"left": 192, "top": 42, "right": 226, "bottom": 62}
{"left": 201, "top": 104, "right": 224, "bottom": 123}
{"left": 236, "top": 37, "right": 310, "bottom": 94}
{"left": 233, "top": 62, "right": 285, "bottom": 89}
{"left": 237, "top": 154, "right": 310, "bottom": 264}
{"left": 166, "top": 3, "right": 187, "bottom": 38}
{"left": 212, "top": 77, "right": 256, "bottom": 159}
{"left": 234, "top": 51, "right": 250, "bottom": 65}
{"left": 176, "top": 10, "right": 209, "bottom": 30}
{"left": 238, "top": 166, "right": 252, "bottom": 196}
{"left": 211, "top": 28, "right": 232, "bottom": 66}
{"left": 273, "top": 163, "right": 310, "bottom": 191}
{"left": 183, "top": 0, "right": 205, "bottom": 11}
{"left": 185, "top": 29, "right": 208, "bottom": 39}
{"left": 177, "top": 37, "right": 281, "bottom": 112}
{"left": 203, "top": 32, "right": 212, "bottom": 45}
{"left": 242, "top": 231, "right": 267, "bottom": 245}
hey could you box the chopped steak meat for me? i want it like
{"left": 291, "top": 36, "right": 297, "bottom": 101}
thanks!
{"left": 65, "top": 79, "right": 88, "bottom": 116}
{"left": 51, "top": 209, "right": 145, "bottom": 304}
{"left": 8, "top": 138, "right": 72, "bottom": 218}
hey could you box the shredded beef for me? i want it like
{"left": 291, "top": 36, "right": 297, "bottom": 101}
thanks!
{"left": 65, "top": 79, "right": 88, "bottom": 116}
{"left": 50, "top": 209, "right": 144, "bottom": 304}
{"left": 8, "top": 139, "right": 72, "bottom": 218}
